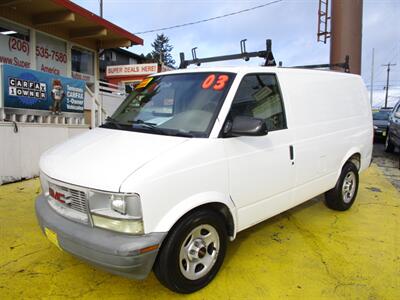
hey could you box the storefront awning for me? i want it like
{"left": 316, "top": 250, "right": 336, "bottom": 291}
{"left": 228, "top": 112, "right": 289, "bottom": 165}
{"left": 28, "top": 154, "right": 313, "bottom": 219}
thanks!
{"left": 0, "top": 0, "right": 143, "bottom": 49}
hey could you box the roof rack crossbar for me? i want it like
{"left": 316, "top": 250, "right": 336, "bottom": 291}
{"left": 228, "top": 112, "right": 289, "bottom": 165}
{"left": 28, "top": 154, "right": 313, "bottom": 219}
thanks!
{"left": 292, "top": 55, "right": 350, "bottom": 73}
{"left": 179, "top": 39, "right": 276, "bottom": 69}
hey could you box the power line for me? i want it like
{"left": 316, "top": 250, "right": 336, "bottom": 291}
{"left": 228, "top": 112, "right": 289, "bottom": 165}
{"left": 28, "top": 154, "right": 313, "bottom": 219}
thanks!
{"left": 133, "top": 0, "right": 283, "bottom": 34}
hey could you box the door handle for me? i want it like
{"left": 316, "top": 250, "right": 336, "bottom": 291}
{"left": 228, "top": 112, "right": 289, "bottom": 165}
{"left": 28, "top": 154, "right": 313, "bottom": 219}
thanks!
{"left": 289, "top": 145, "right": 294, "bottom": 163}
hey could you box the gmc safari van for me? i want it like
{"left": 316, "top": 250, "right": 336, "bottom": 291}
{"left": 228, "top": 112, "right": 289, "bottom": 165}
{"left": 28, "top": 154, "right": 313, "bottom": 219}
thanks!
{"left": 36, "top": 67, "right": 373, "bottom": 293}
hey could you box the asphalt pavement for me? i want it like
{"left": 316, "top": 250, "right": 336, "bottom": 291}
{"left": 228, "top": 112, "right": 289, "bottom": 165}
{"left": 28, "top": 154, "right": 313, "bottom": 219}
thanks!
{"left": 373, "top": 138, "right": 400, "bottom": 191}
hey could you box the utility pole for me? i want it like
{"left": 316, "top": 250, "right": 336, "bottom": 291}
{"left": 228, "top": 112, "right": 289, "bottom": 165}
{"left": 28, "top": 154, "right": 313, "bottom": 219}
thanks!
{"left": 370, "top": 48, "right": 374, "bottom": 105}
{"left": 100, "top": 0, "right": 103, "bottom": 18}
{"left": 382, "top": 63, "right": 396, "bottom": 108}
{"left": 330, "top": 0, "right": 363, "bottom": 74}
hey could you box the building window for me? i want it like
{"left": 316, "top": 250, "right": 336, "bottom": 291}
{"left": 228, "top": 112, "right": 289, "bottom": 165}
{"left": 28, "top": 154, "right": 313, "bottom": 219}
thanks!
{"left": 71, "top": 46, "right": 94, "bottom": 84}
{"left": 0, "top": 19, "right": 30, "bottom": 68}
{"left": 129, "top": 57, "right": 137, "bottom": 65}
{"left": 0, "top": 19, "right": 29, "bottom": 41}
{"left": 71, "top": 47, "right": 94, "bottom": 75}
{"left": 111, "top": 51, "right": 116, "bottom": 62}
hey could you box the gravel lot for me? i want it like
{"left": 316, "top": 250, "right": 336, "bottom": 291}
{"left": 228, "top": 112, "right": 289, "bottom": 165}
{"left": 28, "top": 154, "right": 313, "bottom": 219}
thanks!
{"left": 373, "top": 138, "right": 400, "bottom": 191}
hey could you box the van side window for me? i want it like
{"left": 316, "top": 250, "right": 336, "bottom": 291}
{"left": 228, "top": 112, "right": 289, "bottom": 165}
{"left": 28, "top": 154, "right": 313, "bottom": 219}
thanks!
{"left": 229, "top": 74, "right": 286, "bottom": 131}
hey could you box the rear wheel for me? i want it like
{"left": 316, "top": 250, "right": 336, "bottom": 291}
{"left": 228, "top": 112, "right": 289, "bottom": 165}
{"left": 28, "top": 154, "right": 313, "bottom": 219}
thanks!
{"left": 385, "top": 134, "right": 395, "bottom": 153}
{"left": 325, "top": 162, "right": 359, "bottom": 211}
{"left": 154, "top": 209, "right": 227, "bottom": 293}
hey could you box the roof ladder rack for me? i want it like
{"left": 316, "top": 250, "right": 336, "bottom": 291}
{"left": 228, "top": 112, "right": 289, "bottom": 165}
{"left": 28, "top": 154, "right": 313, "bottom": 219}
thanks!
{"left": 179, "top": 39, "right": 276, "bottom": 69}
{"left": 292, "top": 55, "right": 350, "bottom": 73}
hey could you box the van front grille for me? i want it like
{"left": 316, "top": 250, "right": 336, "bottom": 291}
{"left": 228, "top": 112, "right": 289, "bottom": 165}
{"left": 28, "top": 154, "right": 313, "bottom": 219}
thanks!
{"left": 47, "top": 182, "right": 89, "bottom": 224}
{"left": 64, "top": 188, "right": 88, "bottom": 214}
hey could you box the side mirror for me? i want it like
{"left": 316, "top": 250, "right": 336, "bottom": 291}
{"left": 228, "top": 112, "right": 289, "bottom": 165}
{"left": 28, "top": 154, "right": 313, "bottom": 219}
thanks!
{"left": 395, "top": 112, "right": 400, "bottom": 119}
{"left": 230, "top": 116, "right": 268, "bottom": 136}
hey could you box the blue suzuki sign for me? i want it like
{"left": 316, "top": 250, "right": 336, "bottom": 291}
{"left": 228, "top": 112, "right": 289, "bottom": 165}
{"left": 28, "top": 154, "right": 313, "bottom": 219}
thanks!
{"left": 2, "top": 64, "right": 85, "bottom": 113}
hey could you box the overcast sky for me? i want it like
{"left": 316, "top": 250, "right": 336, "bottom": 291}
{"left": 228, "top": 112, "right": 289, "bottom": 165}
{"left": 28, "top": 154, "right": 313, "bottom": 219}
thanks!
{"left": 73, "top": 0, "right": 400, "bottom": 107}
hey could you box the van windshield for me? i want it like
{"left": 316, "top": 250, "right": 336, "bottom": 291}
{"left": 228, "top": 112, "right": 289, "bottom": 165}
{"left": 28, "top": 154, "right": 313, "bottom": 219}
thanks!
{"left": 101, "top": 72, "right": 235, "bottom": 138}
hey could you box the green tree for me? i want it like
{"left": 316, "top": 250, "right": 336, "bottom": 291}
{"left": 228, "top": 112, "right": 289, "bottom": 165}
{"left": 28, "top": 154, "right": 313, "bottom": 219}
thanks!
{"left": 139, "top": 53, "right": 156, "bottom": 63}
{"left": 145, "top": 53, "right": 155, "bottom": 62}
{"left": 151, "top": 33, "right": 175, "bottom": 67}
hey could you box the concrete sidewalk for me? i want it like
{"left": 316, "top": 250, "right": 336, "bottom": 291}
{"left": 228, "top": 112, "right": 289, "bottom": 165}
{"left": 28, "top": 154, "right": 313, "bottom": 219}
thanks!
{"left": 0, "top": 165, "right": 399, "bottom": 299}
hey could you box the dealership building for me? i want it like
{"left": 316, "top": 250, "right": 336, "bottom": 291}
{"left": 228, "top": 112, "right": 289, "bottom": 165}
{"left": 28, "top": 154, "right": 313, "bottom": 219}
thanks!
{"left": 0, "top": 0, "right": 143, "bottom": 184}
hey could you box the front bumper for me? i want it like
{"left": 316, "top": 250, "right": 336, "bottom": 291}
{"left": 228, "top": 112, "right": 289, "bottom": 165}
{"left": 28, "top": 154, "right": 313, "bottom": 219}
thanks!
{"left": 35, "top": 195, "right": 166, "bottom": 280}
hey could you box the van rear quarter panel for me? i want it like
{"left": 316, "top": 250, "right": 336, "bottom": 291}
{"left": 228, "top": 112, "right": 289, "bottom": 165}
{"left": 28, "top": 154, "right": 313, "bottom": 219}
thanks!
{"left": 277, "top": 69, "right": 373, "bottom": 204}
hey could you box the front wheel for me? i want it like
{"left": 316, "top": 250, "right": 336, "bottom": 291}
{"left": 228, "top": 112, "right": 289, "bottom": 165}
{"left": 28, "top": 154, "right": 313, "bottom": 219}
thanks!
{"left": 325, "top": 162, "right": 359, "bottom": 211}
{"left": 154, "top": 209, "right": 227, "bottom": 293}
{"left": 385, "top": 134, "right": 395, "bottom": 153}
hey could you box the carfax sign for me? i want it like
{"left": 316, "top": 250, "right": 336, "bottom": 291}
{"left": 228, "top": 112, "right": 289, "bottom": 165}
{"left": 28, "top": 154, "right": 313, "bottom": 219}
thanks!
{"left": 1, "top": 64, "right": 85, "bottom": 113}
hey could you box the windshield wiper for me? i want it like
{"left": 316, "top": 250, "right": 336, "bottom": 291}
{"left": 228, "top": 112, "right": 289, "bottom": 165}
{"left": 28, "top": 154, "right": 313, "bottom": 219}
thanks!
{"left": 130, "top": 120, "right": 194, "bottom": 137}
{"left": 170, "top": 131, "right": 194, "bottom": 138}
{"left": 102, "top": 116, "right": 123, "bottom": 129}
{"left": 130, "top": 119, "right": 168, "bottom": 135}
{"left": 130, "top": 119, "right": 157, "bottom": 126}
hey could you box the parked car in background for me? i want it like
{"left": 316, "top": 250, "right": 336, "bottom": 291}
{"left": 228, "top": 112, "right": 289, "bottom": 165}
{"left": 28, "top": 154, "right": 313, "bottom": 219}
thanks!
{"left": 385, "top": 101, "right": 400, "bottom": 152}
{"left": 373, "top": 108, "right": 392, "bottom": 138}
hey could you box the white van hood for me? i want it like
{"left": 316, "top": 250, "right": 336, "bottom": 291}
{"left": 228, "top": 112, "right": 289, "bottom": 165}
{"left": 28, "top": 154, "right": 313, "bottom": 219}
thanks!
{"left": 40, "top": 128, "right": 188, "bottom": 192}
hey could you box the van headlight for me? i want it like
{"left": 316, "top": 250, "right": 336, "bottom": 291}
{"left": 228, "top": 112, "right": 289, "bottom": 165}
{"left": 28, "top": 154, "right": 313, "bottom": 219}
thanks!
{"left": 91, "top": 214, "right": 144, "bottom": 234}
{"left": 88, "top": 191, "right": 144, "bottom": 235}
{"left": 110, "top": 195, "right": 126, "bottom": 214}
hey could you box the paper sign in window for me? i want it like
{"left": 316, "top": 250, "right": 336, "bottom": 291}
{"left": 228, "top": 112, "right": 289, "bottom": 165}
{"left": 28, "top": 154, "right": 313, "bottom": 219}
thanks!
{"left": 136, "top": 77, "right": 153, "bottom": 89}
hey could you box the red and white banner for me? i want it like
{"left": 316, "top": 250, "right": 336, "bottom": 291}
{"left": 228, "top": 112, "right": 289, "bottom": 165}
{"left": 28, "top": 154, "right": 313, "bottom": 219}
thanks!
{"left": 106, "top": 63, "right": 158, "bottom": 77}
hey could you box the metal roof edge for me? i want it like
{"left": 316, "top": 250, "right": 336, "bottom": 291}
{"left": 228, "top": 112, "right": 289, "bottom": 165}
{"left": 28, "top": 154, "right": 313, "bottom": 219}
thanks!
{"left": 51, "top": 0, "right": 143, "bottom": 45}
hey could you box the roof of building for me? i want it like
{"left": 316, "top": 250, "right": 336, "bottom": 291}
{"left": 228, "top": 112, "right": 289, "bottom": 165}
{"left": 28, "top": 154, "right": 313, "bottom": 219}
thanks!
{"left": 0, "top": 0, "right": 143, "bottom": 50}
{"left": 110, "top": 47, "right": 143, "bottom": 60}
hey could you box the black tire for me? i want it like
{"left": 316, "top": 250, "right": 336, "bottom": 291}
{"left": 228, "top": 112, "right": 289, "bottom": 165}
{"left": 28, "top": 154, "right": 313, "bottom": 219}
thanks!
{"left": 325, "top": 162, "right": 359, "bottom": 211}
{"left": 385, "top": 134, "right": 395, "bottom": 153}
{"left": 154, "top": 209, "right": 227, "bottom": 294}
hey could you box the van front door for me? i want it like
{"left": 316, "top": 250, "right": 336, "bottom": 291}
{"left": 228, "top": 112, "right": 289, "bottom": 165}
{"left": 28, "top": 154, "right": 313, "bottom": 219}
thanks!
{"left": 222, "top": 73, "right": 296, "bottom": 231}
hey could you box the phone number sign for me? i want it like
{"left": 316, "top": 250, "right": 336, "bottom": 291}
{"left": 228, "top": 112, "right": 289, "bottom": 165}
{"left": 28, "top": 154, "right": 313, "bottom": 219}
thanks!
{"left": 36, "top": 32, "right": 67, "bottom": 76}
{"left": 0, "top": 34, "right": 31, "bottom": 68}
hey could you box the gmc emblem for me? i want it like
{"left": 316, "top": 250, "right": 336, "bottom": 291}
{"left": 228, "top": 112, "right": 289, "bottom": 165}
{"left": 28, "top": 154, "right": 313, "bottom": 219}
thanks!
{"left": 49, "top": 187, "right": 72, "bottom": 204}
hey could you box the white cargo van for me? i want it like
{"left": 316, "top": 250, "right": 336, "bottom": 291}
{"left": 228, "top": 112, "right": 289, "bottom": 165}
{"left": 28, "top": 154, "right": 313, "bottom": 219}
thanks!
{"left": 36, "top": 66, "right": 373, "bottom": 293}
